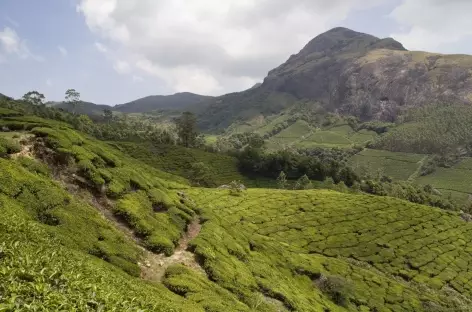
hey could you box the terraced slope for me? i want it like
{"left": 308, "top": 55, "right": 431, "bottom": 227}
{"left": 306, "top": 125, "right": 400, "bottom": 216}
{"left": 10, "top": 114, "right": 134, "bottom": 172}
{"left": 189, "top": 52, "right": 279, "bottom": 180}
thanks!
{"left": 349, "top": 149, "right": 425, "bottom": 180}
{"left": 186, "top": 188, "right": 472, "bottom": 311}
{"left": 114, "top": 142, "right": 275, "bottom": 187}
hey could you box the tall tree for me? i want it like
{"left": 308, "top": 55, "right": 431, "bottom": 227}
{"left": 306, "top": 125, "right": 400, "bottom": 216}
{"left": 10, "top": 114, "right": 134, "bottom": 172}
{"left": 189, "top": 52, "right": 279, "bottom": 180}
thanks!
{"left": 175, "top": 111, "right": 198, "bottom": 148}
{"left": 103, "top": 108, "right": 113, "bottom": 123}
{"left": 65, "top": 89, "right": 81, "bottom": 114}
{"left": 22, "top": 91, "right": 45, "bottom": 106}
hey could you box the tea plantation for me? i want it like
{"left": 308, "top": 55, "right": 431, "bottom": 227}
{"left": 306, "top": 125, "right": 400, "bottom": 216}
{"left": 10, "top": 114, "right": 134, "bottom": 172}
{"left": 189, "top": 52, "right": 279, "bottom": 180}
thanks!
{"left": 186, "top": 188, "right": 472, "bottom": 311}
{"left": 1, "top": 114, "right": 472, "bottom": 311}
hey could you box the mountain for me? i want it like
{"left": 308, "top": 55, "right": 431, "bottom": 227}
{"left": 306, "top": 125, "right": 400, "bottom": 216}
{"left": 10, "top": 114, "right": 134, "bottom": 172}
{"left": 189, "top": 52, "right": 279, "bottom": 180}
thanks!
{"left": 52, "top": 92, "right": 211, "bottom": 116}
{"left": 53, "top": 101, "right": 111, "bottom": 115}
{"left": 196, "top": 27, "right": 472, "bottom": 130}
{"left": 114, "top": 92, "right": 212, "bottom": 113}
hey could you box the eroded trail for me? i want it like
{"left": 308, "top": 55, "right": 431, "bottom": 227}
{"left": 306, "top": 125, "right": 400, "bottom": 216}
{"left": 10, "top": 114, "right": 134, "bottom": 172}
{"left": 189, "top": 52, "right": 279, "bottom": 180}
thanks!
{"left": 140, "top": 218, "right": 205, "bottom": 281}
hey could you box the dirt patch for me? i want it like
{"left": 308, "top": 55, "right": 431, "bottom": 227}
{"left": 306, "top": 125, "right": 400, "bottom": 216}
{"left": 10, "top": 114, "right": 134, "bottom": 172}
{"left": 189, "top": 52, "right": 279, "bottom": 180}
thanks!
{"left": 10, "top": 140, "right": 34, "bottom": 159}
{"left": 140, "top": 218, "right": 205, "bottom": 282}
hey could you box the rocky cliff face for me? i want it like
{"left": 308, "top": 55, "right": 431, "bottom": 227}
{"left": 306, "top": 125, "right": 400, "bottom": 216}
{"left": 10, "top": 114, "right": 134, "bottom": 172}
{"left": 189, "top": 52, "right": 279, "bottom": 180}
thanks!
{"left": 197, "top": 27, "right": 472, "bottom": 129}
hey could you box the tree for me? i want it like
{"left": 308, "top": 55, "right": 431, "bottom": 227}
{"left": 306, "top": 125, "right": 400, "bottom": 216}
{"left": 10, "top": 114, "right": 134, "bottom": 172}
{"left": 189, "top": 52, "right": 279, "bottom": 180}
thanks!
{"left": 175, "top": 111, "right": 198, "bottom": 148}
{"left": 65, "top": 89, "right": 81, "bottom": 114}
{"left": 22, "top": 91, "right": 45, "bottom": 106}
{"left": 188, "top": 162, "right": 214, "bottom": 187}
{"left": 103, "top": 108, "right": 113, "bottom": 123}
{"left": 276, "top": 171, "right": 287, "bottom": 189}
{"left": 294, "top": 174, "right": 312, "bottom": 190}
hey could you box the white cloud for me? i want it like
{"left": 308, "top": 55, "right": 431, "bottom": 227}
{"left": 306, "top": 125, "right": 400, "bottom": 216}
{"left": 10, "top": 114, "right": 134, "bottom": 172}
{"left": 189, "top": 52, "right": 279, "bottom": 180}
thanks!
{"left": 390, "top": 0, "right": 472, "bottom": 52}
{"left": 113, "top": 60, "right": 131, "bottom": 74}
{"left": 58, "top": 45, "right": 68, "bottom": 57}
{"left": 94, "top": 42, "right": 108, "bottom": 53}
{"left": 0, "top": 27, "right": 43, "bottom": 61}
{"left": 77, "top": 0, "right": 385, "bottom": 95}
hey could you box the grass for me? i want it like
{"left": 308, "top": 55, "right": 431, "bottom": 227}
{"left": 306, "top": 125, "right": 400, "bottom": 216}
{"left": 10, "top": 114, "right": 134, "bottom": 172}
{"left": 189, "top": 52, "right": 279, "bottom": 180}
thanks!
{"left": 186, "top": 188, "right": 472, "bottom": 311}
{"left": 349, "top": 149, "right": 424, "bottom": 180}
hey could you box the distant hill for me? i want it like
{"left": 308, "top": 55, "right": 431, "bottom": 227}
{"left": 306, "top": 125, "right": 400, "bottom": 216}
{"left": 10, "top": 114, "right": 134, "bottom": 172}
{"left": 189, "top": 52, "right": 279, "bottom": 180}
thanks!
{"left": 52, "top": 92, "right": 211, "bottom": 116}
{"left": 114, "top": 92, "right": 212, "bottom": 113}
{"left": 53, "top": 101, "right": 111, "bottom": 115}
{"left": 195, "top": 27, "right": 472, "bottom": 130}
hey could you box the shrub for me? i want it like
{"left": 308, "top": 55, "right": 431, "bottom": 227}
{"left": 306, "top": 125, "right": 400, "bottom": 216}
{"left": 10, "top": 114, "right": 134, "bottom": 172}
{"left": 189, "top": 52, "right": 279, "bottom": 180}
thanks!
{"left": 16, "top": 157, "right": 51, "bottom": 176}
{"left": 145, "top": 234, "right": 174, "bottom": 256}
{"left": 0, "top": 137, "right": 21, "bottom": 157}
{"left": 229, "top": 180, "right": 245, "bottom": 196}
{"left": 276, "top": 171, "right": 287, "bottom": 189}
{"left": 294, "top": 174, "right": 312, "bottom": 190}
{"left": 316, "top": 275, "right": 353, "bottom": 307}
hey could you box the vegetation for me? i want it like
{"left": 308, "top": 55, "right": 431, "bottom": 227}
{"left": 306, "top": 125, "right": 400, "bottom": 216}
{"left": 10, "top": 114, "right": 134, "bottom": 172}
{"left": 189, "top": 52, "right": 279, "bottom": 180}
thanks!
{"left": 175, "top": 111, "right": 199, "bottom": 148}
{"left": 2, "top": 89, "right": 472, "bottom": 311}
{"left": 186, "top": 188, "right": 472, "bottom": 311}
{"left": 373, "top": 104, "right": 472, "bottom": 155}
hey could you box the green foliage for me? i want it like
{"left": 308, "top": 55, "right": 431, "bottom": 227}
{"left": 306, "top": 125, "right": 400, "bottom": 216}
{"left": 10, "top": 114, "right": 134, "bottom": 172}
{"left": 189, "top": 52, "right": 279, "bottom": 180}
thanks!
{"left": 0, "top": 137, "right": 21, "bottom": 156}
{"left": 176, "top": 111, "right": 198, "bottom": 148}
{"left": 15, "top": 156, "right": 50, "bottom": 176}
{"left": 276, "top": 171, "right": 287, "bottom": 189}
{"left": 114, "top": 141, "right": 274, "bottom": 187}
{"left": 228, "top": 180, "right": 245, "bottom": 196}
{"left": 373, "top": 104, "right": 472, "bottom": 154}
{"left": 22, "top": 91, "right": 45, "bottom": 106}
{"left": 294, "top": 174, "right": 312, "bottom": 190}
{"left": 317, "top": 275, "right": 353, "bottom": 307}
{"left": 188, "top": 162, "right": 215, "bottom": 187}
{"left": 237, "top": 147, "right": 360, "bottom": 187}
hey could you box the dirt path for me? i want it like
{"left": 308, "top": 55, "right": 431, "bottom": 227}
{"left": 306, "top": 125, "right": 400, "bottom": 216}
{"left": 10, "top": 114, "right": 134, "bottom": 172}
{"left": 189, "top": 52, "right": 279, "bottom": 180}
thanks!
{"left": 140, "top": 218, "right": 205, "bottom": 281}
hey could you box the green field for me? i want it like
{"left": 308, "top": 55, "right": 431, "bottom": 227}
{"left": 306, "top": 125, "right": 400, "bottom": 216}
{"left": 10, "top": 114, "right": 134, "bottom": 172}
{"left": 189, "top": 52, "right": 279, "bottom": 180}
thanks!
{"left": 186, "top": 188, "right": 472, "bottom": 311}
{"left": 349, "top": 129, "right": 378, "bottom": 144}
{"left": 415, "top": 157, "right": 472, "bottom": 200}
{"left": 349, "top": 149, "right": 425, "bottom": 180}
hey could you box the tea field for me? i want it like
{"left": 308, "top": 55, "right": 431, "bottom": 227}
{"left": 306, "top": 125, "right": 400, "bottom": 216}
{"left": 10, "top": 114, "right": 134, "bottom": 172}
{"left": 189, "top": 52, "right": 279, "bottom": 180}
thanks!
{"left": 349, "top": 149, "right": 425, "bottom": 180}
{"left": 187, "top": 188, "right": 472, "bottom": 311}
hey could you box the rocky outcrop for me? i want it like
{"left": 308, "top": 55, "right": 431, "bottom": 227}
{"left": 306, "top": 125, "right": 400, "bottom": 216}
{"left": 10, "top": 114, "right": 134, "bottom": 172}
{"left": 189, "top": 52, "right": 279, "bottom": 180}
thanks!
{"left": 197, "top": 27, "right": 472, "bottom": 129}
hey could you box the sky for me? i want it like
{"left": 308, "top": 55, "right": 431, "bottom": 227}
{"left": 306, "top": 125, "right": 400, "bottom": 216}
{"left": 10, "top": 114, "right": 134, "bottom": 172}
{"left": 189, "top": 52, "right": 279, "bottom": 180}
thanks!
{"left": 1, "top": 0, "right": 472, "bottom": 105}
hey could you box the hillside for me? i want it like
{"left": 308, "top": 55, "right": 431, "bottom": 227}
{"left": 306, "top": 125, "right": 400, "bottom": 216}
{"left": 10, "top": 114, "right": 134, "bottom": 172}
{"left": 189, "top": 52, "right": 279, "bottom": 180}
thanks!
{"left": 195, "top": 27, "right": 472, "bottom": 131}
{"left": 53, "top": 92, "right": 211, "bottom": 116}
{"left": 114, "top": 92, "right": 212, "bottom": 113}
{"left": 1, "top": 100, "right": 472, "bottom": 310}
{"left": 54, "top": 100, "right": 111, "bottom": 115}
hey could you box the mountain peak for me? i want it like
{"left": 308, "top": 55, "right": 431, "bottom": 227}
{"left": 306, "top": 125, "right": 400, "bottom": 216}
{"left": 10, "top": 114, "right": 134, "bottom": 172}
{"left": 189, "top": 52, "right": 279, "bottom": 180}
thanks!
{"left": 298, "top": 27, "right": 406, "bottom": 57}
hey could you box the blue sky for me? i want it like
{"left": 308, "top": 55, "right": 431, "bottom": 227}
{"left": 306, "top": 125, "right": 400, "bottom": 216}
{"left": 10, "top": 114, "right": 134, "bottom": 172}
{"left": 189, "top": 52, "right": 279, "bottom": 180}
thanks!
{"left": 1, "top": 0, "right": 471, "bottom": 105}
